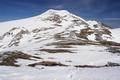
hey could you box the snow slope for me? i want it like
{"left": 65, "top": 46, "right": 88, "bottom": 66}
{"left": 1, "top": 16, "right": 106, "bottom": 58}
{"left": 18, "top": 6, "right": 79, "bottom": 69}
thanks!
{"left": 0, "top": 66, "right": 120, "bottom": 80}
{"left": 0, "top": 9, "right": 120, "bottom": 80}
{"left": 0, "top": 9, "right": 114, "bottom": 51}
{"left": 111, "top": 28, "right": 120, "bottom": 43}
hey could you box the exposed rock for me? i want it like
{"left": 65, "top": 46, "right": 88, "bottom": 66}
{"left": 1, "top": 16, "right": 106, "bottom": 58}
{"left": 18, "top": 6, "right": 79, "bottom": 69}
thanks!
{"left": 40, "top": 48, "right": 72, "bottom": 53}
{"left": 78, "top": 28, "right": 94, "bottom": 40}
{"left": 105, "top": 62, "right": 120, "bottom": 67}
{"left": 28, "top": 61, "right": 67, "bottom": 67}
{"left": 43, "top": 14, "right": 62, "bottom": 23}
{"left": 106, "top": 47, "right": 120, "bottom": 53}
{"left": 0, "top": 51, "right": 42, "bottom": 67}
{"left": 8, "top": 29, "right": 30, "bottom": 47}
{"left": 32, "top": 28, "right": 41, "bottom": 33}
{"left": 100, "top": 40, "right": 120, "bottom": 46}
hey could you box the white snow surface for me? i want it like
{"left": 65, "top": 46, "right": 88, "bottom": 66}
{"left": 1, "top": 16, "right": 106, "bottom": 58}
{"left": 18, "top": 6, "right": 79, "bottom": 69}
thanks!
{"left": 0, "top": 66, "right": 120, "bottom": 80}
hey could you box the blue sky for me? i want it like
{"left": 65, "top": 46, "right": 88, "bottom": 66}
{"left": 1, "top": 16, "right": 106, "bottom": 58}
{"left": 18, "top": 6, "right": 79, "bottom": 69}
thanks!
{"left": 0, "top": 0, "right": 120, "bottom": 28}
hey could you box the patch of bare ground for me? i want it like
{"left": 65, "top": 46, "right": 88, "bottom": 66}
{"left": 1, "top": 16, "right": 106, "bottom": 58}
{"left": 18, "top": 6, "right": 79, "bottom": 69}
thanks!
{"left": 52, "top": 40, "right": 120, "bottom": 47}
{"left": 75, "top": 62, "right": 120, "bottom": 68}
{"left": 51, "top": 40, "right": 100, "bottom": 46}
{"left": 106, "top": 47, "right": 120, "bottom": 54}
{"left": 65, "top": 60, "right": 72, "bottom": 62}
{"left": 54, "top": 33, "right": 65, "bottom": 40}
{"left": 28, "top": 61, "right": 120, "bottom": 68}
{"left": 0, "top": 51, "right": 42, "bottom": 67}
{"left": 55, "top": 45, "right": 73, "bottom": 48}
{"left": 28, "top": 61, "right": 67, "bottom": 67}
{"left": 51, "top": 40, "right": 87, "bottom": 45}
{"left": 99, "top": 40, "right": 120, "bottom": 46}
{"left": 77, "top": 27, "right": 94, "bottom": 40}
{"left": 40, "top": 49, "right": 72, "bottom": 53}
{"left": 47, "top": 57, "right": 56, "bottom": 59}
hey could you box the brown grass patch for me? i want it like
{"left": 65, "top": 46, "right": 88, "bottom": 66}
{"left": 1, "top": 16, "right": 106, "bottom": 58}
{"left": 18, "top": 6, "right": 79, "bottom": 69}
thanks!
{"left": 54, "top": 33, "right": 65, "bottom": 40}
{"left": 0, "top": 51, "right": 42, "bottom": 67}
{"left": 75, "top": 62, "right": 120, "bottom": 68}
{"left": 102, "top": 28, "right": 111, "bottom": 36}
{"left": 51, "top": 40, "right": 99, "bottom": 46}
{"left": 28, "top": 61, "right": 67, "bottom": 67}
{"left": 100, "top": 41, "right": 120, "bottom": 46}
{"left": 40, "top": 49, "right": 72, "bottom": 53}
{"left": 52, "top": 41, "right": 87, "bottom": 45}
{"left": 106, "top": 47, "right": 120, "bottom": 54}
{"left": 55, "top": 45, "right": 72, "bottom": 48}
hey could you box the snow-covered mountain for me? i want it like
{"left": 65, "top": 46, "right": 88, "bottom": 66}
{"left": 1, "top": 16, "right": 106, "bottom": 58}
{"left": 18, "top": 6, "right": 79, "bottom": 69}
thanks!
{"left": 0, "top": 9, "right": 120, "bottom": 80}
{"left": 0, "top": 9, "right": 117, "bottom": 51}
